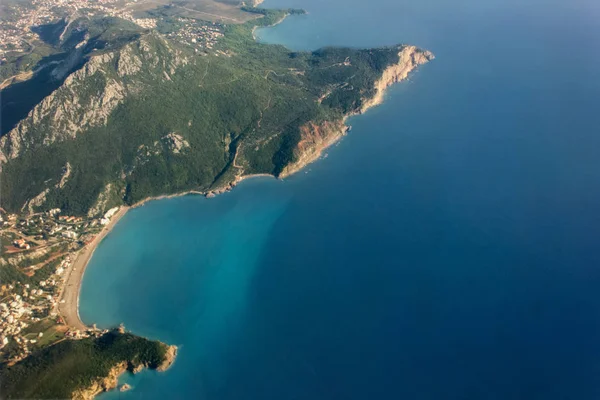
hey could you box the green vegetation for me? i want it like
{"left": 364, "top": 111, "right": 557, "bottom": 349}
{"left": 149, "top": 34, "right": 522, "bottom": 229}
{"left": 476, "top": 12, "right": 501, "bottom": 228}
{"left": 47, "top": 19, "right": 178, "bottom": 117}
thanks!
{"left": 0, "top": 244, "right": 68, "bottom": 287}
{"left": 0, "top": 8, "right": 416, "bottom": 215}
{"left": 1, "top": 16, "right": 144, "bottom": 135}
{"left": 0, "top": 330, "right": 171, "bottom": 399}
{"left": 21, "top": 319, "right": 65, "bottom": 349}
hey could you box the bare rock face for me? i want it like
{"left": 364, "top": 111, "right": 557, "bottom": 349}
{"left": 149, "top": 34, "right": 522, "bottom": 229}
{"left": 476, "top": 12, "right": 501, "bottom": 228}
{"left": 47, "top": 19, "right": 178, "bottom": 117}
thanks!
{"left": 119, "top": 383, "right": 132, "bottom": 392}
{"left": 157, "top": 345, "right": 178, "bottom": 372}
{"left": 117, "top": 44, "right": 143, "bottom": 76}
{"left": 280, "top": 46, "right": 433, "bottom": 179}
{"left": 21, "top": 162, "right": 72, "bottom": 214}
{"left": 360, "top": 45, "right": 434, "bottom": 113}
{"left": 0, "top": 32, "right": 186, "bottom": 167}
{"left": 280, "top": 119, "right": 348, "bottom": 178}
{"left": 57, "top": 162, "right": 72, "bottom": 189}
{"left": 162, "top": 133, "right": 190, "bottom": 154}
{"left": 87, "top": 183, "right": 115, "bottom": 217}
{"left": 72, "top": 362, "right": 128, "bottom": 400}
{"left": 0, "top": 52, "right": 124, "bottom": 163}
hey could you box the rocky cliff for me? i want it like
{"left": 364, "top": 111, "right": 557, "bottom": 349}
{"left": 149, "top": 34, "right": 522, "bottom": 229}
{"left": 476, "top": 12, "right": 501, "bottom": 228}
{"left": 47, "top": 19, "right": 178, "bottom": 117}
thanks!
{"left": 157, "top": 345, "right": 178, "bottom": 371}
{"left": 0, "top": 14, "right": 432, "bottom": 215}
{"left": 280, "top": 45, "right": 433, "bottom": 179}
{"left": 279, "top": 119, "right": 348, "bottom": 178}
{"left": 0, "top": 34, "right": 189, "bottom": 165}
{"left": 360, "top": 45, "right": 434, "bottom": 114}
{"left": 71, "top": 345, "right": 177, "bottom": 400}
{"left": 72, "top": 362, "right": 128, "bottom": 400}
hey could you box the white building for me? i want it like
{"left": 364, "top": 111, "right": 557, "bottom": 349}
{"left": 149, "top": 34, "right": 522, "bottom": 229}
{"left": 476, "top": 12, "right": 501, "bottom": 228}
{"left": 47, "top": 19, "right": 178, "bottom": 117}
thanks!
{"left": 104, "top": 207, "right": 120, "bottom": 220}
{"left": 62, "top": 230, "right": 78, "bottom": 239}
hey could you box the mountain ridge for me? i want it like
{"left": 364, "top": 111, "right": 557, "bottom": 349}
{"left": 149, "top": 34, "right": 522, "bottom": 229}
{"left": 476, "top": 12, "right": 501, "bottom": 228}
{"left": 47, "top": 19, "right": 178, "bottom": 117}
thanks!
{"left": 0, "top": 10, "right": 433, "bottom": 216}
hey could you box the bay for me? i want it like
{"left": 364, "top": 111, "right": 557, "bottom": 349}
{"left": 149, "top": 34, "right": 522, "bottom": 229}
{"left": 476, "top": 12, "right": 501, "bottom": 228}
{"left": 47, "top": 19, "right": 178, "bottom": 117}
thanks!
{"left": 80, "top": 0, "right": 600, "bottom": 398}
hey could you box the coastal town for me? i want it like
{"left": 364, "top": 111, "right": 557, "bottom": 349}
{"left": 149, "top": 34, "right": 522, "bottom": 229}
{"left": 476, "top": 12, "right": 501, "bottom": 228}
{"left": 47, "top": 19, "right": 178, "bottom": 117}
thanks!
{"left": 0, "top": 0, "right": 253, "bottom": 64}
{"left": 0, "top": 206, "right": 122, "bottom": 364}
{"left": 0, "top": 0, "right": 252, "bottom": 372}
{"left": 1, "top": 0, "right": 151, "bottom": 62}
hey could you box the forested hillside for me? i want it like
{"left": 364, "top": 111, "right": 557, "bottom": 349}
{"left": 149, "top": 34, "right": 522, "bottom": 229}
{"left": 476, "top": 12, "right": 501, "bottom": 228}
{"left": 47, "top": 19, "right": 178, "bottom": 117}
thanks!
{"left": 0, "top": 7, "right": 432, "bottom": 215}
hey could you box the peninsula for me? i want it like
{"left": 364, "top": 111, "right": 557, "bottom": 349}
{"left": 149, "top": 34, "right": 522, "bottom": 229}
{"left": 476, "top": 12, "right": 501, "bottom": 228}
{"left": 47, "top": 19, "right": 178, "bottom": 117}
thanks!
{"left": 0, "top": 6, "right": 433, "bottom": 216}
{"left": 0, "top": 0, "right": 433, "bottom": 398}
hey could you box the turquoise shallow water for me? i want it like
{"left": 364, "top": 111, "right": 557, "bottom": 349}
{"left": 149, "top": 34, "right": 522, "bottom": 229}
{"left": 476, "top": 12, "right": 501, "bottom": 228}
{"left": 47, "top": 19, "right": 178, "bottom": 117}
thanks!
{"left": 81, "top": 0, "right": 600, "bottom": 398}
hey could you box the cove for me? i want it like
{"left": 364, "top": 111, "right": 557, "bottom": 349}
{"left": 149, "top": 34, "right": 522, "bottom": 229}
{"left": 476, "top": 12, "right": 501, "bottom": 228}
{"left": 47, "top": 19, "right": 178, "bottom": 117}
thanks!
{"left": 80, "top": 0, "right": 600, "bottom": 398}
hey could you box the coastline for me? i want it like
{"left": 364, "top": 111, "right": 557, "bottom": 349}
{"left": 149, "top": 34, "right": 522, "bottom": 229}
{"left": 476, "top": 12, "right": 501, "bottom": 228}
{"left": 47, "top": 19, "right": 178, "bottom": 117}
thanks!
{"left": 53, "top": 54, "right": 430, "bottom": 391}
{"left": 57, "top": 46, "right": 433, "bottom": 332}
{"left": 280, "top": 45, "right": 434, "bottom": 178}
{"left": 56, "top": 11, "right": 304, "bottom": 331}
{"left": 252, "top": 12, "right": 289, "bottom": 41}
{"left": 57, "top": 174, "right": 276, "bottom": 330}
{"left": 57, "top": 206, "right": 129, "bottom": 330}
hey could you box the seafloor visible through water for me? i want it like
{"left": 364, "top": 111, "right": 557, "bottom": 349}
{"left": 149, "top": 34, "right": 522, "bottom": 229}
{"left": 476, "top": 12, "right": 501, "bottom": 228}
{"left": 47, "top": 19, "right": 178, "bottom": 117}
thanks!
{"left": 82, "top": 0, "right": 600, "bottom": 398}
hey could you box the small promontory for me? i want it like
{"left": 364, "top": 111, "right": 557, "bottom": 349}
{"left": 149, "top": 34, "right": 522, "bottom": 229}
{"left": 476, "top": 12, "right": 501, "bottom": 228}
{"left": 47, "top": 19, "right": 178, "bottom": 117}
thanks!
{"left": 0, "top": 329, "right": 176, "bottom": 399}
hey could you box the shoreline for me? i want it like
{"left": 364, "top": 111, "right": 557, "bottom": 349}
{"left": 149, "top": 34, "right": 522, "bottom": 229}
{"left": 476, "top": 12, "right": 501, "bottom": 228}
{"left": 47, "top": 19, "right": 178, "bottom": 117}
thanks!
{"left": 280, "top": 45, "right": 434, "bottom": 178}
{"left": 57, "top": 46, "right": 434, "bottom": 331}
{"left": 252, "top": 12, "right": 289, "bottom": 41}
{"left": 57, "top": 206, "right": 129, "bottom": 330}
{"left": 57, "top": 173, "right": 277, "bottom": 330}
{"left": 56, "top": 13, "right": 306, "bottom": 330}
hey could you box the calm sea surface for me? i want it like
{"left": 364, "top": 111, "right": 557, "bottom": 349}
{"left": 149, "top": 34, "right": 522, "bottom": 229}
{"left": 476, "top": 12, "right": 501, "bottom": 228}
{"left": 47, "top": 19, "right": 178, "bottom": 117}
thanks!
{"left": 80, "top": 0, "right": 600, "bottom": 398}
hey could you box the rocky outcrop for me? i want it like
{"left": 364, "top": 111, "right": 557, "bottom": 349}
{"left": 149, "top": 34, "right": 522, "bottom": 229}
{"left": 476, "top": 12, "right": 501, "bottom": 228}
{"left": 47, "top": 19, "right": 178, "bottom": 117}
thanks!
{"left": 71, "top": 345, "right": 177, "bottom": 400}
{"left": 0, "top": 33, "right": 188, "bottom": 166}
{"left": 162, "top": 132, "right": 190, "bottom": 154}
{"left": 87, "top": 183, "right": 115, "bottom": 217}
{"left": 57, "top": 162, "right": 72, "bottom": 189}
{"left": 72, "top": 362, "right": 127, "bottom": 400}
{"left": 21, "top": 188, "right": 50, "bottom": 214}
{"left": 279, "top": 119, "right": 348, "bottom": 178}
{"left": 360, "top": 45, "right": 434, "bottom": 114}
{"left": 157, "top": 345, "right": 178, "bottom": 372}
{"left": 0, "top": 52, "right": 123, "bottom": 163}
{"left": 117, "top": 44, "right": 143, "bottom": 76}
{"left": 280, "top": 46, "right": 433, "bottom": 179}
{"left": 130, "top": 133, "right": 190, "bottom": 174}
{"left": 21, "top": 162, "right": 72, "bottom": 214}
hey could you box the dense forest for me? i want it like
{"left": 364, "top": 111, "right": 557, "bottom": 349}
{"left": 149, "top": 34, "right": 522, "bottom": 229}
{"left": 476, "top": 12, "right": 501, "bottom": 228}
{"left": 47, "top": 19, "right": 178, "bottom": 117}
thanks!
{"left": 0, "top": 330, "right": 170, "bottom": 399}
{"left": 0, "top": 7, "right": 415, "bottom": 215}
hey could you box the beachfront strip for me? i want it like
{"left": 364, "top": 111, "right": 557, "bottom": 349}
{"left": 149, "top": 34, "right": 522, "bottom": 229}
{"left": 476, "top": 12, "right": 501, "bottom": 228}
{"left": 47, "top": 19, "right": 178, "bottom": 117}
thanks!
{"left": 0, "top": 206, "right": 122, "bottom": 364}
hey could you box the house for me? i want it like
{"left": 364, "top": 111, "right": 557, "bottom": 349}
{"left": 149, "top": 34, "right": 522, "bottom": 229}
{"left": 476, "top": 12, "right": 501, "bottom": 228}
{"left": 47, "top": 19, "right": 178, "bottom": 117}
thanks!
{"left": 12, "top": 239, "right": 30, "bottom": 250}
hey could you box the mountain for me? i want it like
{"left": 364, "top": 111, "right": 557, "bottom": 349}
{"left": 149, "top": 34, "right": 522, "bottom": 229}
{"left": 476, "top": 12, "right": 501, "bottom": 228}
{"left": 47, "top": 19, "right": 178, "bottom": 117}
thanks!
{"left": 0, "top": 8, "right": 433, "bottom": 216}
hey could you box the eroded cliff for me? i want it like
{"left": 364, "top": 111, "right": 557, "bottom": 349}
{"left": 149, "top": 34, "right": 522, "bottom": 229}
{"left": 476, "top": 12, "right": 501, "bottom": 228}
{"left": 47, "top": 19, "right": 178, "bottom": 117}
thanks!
{"left": 280, "top": 45, "right": 434, "bottom": 179}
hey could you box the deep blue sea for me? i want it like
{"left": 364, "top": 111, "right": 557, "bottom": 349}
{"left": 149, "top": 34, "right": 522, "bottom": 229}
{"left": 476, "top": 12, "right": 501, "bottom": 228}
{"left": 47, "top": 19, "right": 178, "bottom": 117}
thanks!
{"left": 80, "top": 0, "right": 600, "bottom": 398}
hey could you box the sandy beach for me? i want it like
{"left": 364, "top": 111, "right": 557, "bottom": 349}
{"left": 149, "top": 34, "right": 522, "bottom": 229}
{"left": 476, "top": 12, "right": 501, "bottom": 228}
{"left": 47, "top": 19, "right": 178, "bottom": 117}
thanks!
{"left": 53, "top": 47, "right": 431, "bottom": 332}
{"left": 57, "top": 206, "right": 129, "bottom": 330}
